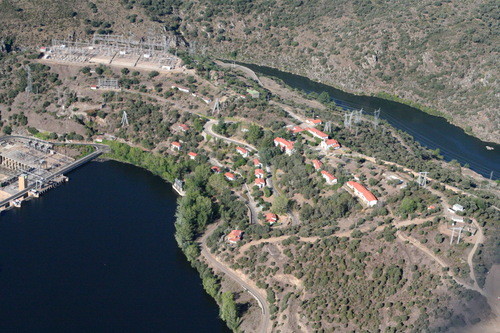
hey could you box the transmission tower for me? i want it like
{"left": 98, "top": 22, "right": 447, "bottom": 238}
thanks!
{"left": 373, "top": 109, "right": 381, "bottom": 128}
{"left": 449, "top": 227, "right": 463, "bottom": 245}
{"left": 212, "top": 98, "right": 221, "bottom": 115}
{"left": 417, "top": 172, "right": 428, "bottom": 187}
{"left": 25, "top": 65, "right": 33, "bottom": 93}
{"left": 344, "top": 113, "right": 351, "bottom": 129}
{"left": 324, "top": 121, "right": 333, "bottom": 133}
{"left": 354, "top": 109, "right": 363, "bottom": 124}
{"left": 121, "top": 111, "right": 129, "bottom": 127}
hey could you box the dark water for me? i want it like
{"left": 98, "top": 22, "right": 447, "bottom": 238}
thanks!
{"left": 241, "top": 62, "right": 500, "bottom": 179}
{"left": 0, "top": 161, "right": 229, "bottom": 333}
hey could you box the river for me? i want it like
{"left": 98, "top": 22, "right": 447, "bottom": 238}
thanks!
{"left": 239, "top": 62, "right": 500, "bottom": 179}
{"left": 0, "top": 161, "right": 230, "bottom": 332}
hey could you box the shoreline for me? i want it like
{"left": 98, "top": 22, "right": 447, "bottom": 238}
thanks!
{"left": 219, "top": 58, "right": 497, "bottom": 146}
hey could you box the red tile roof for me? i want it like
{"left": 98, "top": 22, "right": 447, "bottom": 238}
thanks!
{"left": 255, "top": 169, "right": 265, "bottom": 176}
{"left": 255, "top": 178, "right": 266, "bottom": 186}
{"left": 265, "top": 213, "right": 278, "bottom": 222}
{"left": 307, "top": 118, "right": 323, "bottom": 125}
{"left": 236, "top": 146, "right": 249, "bottom": 154}
{"left": 321, "top": 170, "right": 337, "bottom": 182}
{"left": 289, "top": 126, "right": 305, "bottom": 134}
{"left": 172, "top": 141, "right": 181, "bottom": 147}
{"left": 274, "top": 137, "right": 295, "bottom": 151}
{"left": 253, "top": 158, "right": 262, "bottom": 166}
{"left": 211, "top": 166, "right": 221, "bottom": 173}
{"left": 324, "top": 139, "right": 341, "bottom": 148}
{"left": 225, "top": 172, "right": 236, "bottom": 180}
{"left": 306, "top": 127, "right": 329, "bottom": 139}
{"left": 178, "top": 124, "right": 189, "bottom": 131}
{"left": 347, "top": 181, "right": 377, "bottom": 203}
{"left": 188, "top": 152, "right": 198, "bottom": 157}
{"left": 312, "top": 159, "right": 323, "bottom": 170}
{"left": 228, "top": 230, "right": 243, "bottom": 242}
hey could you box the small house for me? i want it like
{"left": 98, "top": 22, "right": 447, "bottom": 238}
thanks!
{"left": 321, "top": 139, "right": 341, "bottom": 150}
{"left": 178, "top": 124, "right": 189, "bottom": 132}
{"left": 255, "top": 169, "right": 265, "bottom": 178}
{"left": 227, "top": 230, "right": 243, "bottom": 244}
{"left": 225, "top": 172, "right": 236, "bottom": 181}
{"left": 321, "top": 170, "right": 338, "bottom": 185}
{"left": 236, "top": 146, "right": 249, "bottom": 158}
{"left": 312, "top": 159, "right": 323, "bottom": 171}
{"left": 265, "top": 213, "right": 278, "bottom": 224}
{"left": 188, "top": 152, "right": 198, "bottom": 160}
{"left": 274, "top": 137, "right": 295, "bottom": 155}
{"left": 255, "top": 178, "right": 266, "bottom": 189}
{"left": 171, "top": 141, "right": 182, "bottom": 151}
{"left": 306, "top": 118, "right": 322, "bottom": 126}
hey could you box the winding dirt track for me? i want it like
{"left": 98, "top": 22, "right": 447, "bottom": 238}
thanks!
{"left": 199, "top": 224, "right": 271, "bottom": 333}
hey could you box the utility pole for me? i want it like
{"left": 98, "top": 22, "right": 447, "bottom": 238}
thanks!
{"left": 121, "top": 111, "right": 129, "bottom": 127}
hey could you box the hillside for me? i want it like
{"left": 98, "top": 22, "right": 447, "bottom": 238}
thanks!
{"left": 1, "top": 0, "right": 499, "bottom": 142}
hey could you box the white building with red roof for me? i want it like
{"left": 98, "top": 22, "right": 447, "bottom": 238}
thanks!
{"left": 236, "top": 146, "right": 249, "bottom": 158}
{"left": 289, "top": 126, "right": 305, "bottom": 134}
{"left": 253, "top": 158, "right": 262, "bottom": 168}
{"left": 321, "top": 170, "right": 338, "bottom": 185}
{"left": 211, "top": 166, "right": 221, "bottom": 173}
{"left": 178, "top": 124, "right": 189, "bottom": 132}
{"left": 306, "top": 118, "right": 323, "bottom": 126}
{"left": 346, "top": 181, "right": 378, "bottom": 207}
{"left": 225, "top": 172, "right": 236, "bottom": 181}
{"left": 321, "top": 139, "right": 341, "bottom": 150}
{"left": 255, "top": 178, "right": 266, "bottom": 189}
{"left": 265, "top": 213, "right": 278, "bottom": 224}
{"left": 255, "top": 169, "right": 265, "bottom": 178}
{"left": 227, "top": 230, "right": 243, "bottom": 244}
{"left": 306, "top": 127, "right": 329, "bottom": 140}
{"left": 171, "top": 141, "right": 181, "bottom": 151}
{"left": 274, "top": 137, "right": 295, "bottom": 155}
{"left": 188, "top": 152, "right": 198, "bottom": 160}
{"left": 312, "top": 159, "right": 323, "bottom": 170}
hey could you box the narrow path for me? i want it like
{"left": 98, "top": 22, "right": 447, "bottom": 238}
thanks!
{"left": 396, "top": 231, "right": 486, "bottom": 296}
{"left": 199, "top": 223, "right": 271, "bottom": 332}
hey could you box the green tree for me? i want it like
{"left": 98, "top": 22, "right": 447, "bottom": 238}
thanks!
{"left": 272, "top": 195, "right": 289, "bottom": 214}
{"left": 220, "top": 292, "right": 239, "bottom": 330}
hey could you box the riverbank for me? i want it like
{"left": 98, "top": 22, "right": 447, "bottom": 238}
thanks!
{"left": 103, "top": 141, "right": 257, "bottom": 332}
{"left": 219, "top": 59, "right": 499, "bottom": 179}
{"left": 220, "top": 57, "right": 497, "bottom": 144}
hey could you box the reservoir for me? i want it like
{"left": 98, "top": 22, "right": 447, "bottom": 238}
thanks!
{"left": 0, "top": 161, "right": 229, "bottom": 332}
{"left": 241, "top": 62, "right": 500, "bottom": 179}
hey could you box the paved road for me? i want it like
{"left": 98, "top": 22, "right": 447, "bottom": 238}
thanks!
{"left": 243, "top": 183, "right": 259, "bottom": 225}
{"left": 200, "top": 223, "right": 270, "bottom": 333}
{"left": 204, "top": 120, "right": 258, "bottom": 152}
